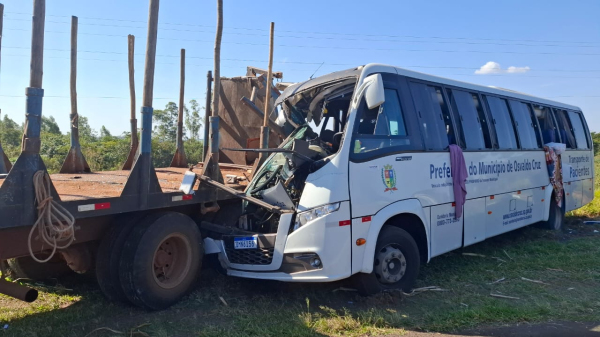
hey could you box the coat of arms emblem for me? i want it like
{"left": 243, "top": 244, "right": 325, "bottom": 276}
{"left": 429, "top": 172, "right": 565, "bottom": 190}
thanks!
{"left": 381, "top": 164, "right": 398, "bottom": 192}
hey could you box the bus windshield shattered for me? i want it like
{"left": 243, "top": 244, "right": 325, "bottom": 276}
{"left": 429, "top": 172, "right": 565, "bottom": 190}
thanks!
{"left": 221, "top": 69, "right": 359, "bottom": 234}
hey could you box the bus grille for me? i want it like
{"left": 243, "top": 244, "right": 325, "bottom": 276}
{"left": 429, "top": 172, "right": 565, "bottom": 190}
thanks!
{"left": 225, "top": 247, "right": 274, "bottom": 265}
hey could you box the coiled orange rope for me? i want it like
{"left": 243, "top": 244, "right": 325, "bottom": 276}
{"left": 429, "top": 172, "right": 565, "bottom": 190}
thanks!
{"left": 28, "top": 171, "right": 75, "bottom": 263}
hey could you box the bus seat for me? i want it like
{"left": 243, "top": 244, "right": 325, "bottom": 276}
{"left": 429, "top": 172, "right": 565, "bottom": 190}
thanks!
{"left": 559, "top": 130, "right": 567, "bottom": 146}
{"left": 542, "top": 129, "right": 556, "bottom": 144}
{"left": 320, "top": 129, "right": 335, "bottom": 144}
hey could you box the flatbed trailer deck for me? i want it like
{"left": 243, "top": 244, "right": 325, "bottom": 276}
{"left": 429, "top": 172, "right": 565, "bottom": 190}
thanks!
{"left": 0, "top": 166, "right": 248, "bottom": 201}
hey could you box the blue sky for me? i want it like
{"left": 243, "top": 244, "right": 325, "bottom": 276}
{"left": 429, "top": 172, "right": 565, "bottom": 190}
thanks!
{"left": 1, "top": 0, "right": 598, "bottom": 136}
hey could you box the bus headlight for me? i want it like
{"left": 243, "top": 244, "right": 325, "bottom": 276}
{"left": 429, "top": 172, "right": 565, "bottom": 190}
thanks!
{"left": 293, "top": 202, "right": 341, "bottom": 231}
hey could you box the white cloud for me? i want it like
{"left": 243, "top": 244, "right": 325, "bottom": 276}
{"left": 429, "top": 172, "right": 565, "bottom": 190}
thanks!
{"left": 506, "top": 65, "right": 530, "bottom": 73}
{"left": 475, "top": 61, "right": 530, "bottom": 75}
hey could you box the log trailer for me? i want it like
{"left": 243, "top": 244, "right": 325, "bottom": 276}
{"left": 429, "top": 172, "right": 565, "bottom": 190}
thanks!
{"left": 0, "top": 0, "right": 290, "bottom": 310}
{"left": 0, "top": 0, "right": 370, "bottom": 311}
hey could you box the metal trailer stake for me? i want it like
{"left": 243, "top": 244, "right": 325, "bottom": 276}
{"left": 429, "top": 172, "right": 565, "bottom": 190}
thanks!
{"left": 121, "top": 0, "right": 162, "bottom": 205}
{"left": 203, "top": 71, "right": 212, "bottom": 160}
{"left": 170, "top": 48, "right": 187, "bottom": 167}
{"left": 60, "top": 16, "right": 91, "bottom": 174}
{"left": 209, "top": 0, "right": 223, "bottom": 164}
{"left": 0, "top": 0, "right": 59, "bottom": 229}
{"left": 122, "top": 34, "right": 138, "bottom": 170}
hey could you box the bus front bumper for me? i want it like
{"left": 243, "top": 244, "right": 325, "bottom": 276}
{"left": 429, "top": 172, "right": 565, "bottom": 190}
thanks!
{"left": 205, "top": 202, "right": 353, "bottom": 282}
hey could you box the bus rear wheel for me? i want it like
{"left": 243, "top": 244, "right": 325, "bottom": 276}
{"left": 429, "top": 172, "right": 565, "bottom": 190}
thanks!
{"left": 540, "top": 197, "right": 564, "bottom": 230}
{"left": 119, "top": 212, "right": 203, "bottom": 310}
{"left": 353, "top": 226, "right": 420, "bottom": 295}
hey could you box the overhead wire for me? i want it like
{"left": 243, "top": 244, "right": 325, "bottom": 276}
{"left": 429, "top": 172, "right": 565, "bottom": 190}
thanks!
{"left": 1, "top": 11, "right": 597, "bottom": 102}
{"left": 4, "top": 12, "right": 599, "bottom": 46}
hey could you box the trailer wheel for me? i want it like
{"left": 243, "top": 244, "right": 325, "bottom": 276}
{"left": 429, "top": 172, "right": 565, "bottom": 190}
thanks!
{"left": 119, "top": 212, "right": 203, "bottom": 310}
{"left": 353, "top": 226, "right": 420, "bottom": 296}
{"left": 96, "top": 215, "right": 144, "bottom": 302}
{"left": 7, "top": 254, "right": 72, "bottom": 281}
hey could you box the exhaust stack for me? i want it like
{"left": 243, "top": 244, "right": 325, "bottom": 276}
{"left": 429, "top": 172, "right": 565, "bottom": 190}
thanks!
{"left": 0, "top": 279, "right": 38, "bottom": 303}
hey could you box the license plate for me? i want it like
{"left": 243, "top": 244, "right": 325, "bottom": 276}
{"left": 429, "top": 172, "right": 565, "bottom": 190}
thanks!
{"left": 234, "top": 236, "right": 258, "bottom": 250}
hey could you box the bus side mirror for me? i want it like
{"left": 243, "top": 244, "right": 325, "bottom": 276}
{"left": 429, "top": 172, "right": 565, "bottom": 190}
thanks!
{"left": 364, "top": 73, "right": 385, "bottom": 109}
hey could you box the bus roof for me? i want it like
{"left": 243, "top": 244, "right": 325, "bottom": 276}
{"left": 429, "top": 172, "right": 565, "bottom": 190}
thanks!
{"left": 367, "top": 63, "right": 581, "bottom": 111}
{"left": 276, "top": 64, "right": 582, "bottom": 113}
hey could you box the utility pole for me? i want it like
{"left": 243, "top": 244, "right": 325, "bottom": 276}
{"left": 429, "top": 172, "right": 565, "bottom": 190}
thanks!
{"left": 60, "top": 16, "right": 90, "bottom": 173}
{"left": 260, "top": 22, "right": 275, "bottom": 156}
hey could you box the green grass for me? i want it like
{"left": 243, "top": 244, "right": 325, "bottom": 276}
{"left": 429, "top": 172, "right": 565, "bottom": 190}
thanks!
{"left": 2, "top": 158, "right": 600, "bottom": 337}
{"left": 1, "top": 222, "right": 600, "bottom": 337}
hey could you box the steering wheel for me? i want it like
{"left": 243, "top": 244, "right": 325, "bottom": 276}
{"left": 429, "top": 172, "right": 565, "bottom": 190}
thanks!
{"left": 333, "top": 132, "right": 343, "bottom": 149}
{"left": 250, "top": 165, "right": 282, "bottom": 194}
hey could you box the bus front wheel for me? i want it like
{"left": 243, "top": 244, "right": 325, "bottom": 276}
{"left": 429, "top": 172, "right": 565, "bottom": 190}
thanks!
{"left": 353, "top": 226, "right": 420, "bottom": 295}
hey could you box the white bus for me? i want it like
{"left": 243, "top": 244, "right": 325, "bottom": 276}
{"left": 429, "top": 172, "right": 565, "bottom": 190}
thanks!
{"left": 209, "top": 63, "right": 594, "bottom": 294}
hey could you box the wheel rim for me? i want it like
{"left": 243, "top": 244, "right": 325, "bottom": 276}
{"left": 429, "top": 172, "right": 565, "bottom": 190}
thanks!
{"left": 374, "top": 245, "right": 407, "bottom": 284}
{"left": 152, "top": 233, "right": 192, "bottom": 289}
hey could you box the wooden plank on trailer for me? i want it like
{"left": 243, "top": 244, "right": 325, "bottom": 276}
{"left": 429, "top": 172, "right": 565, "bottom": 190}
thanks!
{"left": 198, "top": 174, "right": 289, "bottom": 214}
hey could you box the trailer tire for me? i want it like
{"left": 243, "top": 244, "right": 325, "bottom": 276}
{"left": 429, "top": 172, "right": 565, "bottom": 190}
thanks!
{"left": 119, "top": 212, "right": 204, "bottom": 310}
{"left": 7, "top": 254, "right": 72, "bottom": 281}
{"left": 96, "top": 214, "right": 144, "bottom": 303}
{"left": 353, "top": 226, "right": 420, "bottom": 296}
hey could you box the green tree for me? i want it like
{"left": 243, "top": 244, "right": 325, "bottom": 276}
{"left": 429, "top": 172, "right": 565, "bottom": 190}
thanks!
{"left": 40, "top": 132, "right": 70, "bottom": 173}
{"left": 153, "top": 102, "right": 179, "bottom": 142}
{"left": 100, "top": 126, "right": 112, "bottom": 138}
{"left": 78, "top": 116, "right": 97, "bottom": 141}
{"left": 185, "top": 139, "right": 204, "bottom": 165}
{"left": 0, "top": 114, "right": 23, "bottom": 159}
{"left": 185, "top": 99, "right": 203, "bottom": 141}
{"left": 41, "top": 116, "right": 61, "bottom": 134}
{"left": 591, "top": 132, "right": 600, "bottom": 156}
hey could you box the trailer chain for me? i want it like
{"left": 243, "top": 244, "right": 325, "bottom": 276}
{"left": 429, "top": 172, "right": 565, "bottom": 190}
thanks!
{"left": 28, "top": 171, "right": 76, "bottom": 263}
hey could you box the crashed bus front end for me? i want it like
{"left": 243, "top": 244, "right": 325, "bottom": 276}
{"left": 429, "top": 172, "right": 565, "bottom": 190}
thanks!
{"left": 204, "top": 67, "right": 363, "bottom": 281}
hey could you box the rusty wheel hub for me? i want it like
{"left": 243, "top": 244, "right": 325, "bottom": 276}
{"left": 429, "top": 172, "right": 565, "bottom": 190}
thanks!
{"left": 152, "top": 234, "right": 192, "bottom": 289}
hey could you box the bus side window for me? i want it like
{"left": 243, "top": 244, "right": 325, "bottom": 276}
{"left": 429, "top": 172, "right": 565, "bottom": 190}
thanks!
{"left": 568, "top": 111, "right": 590, "bottom": 149}
{"left": 508, "top": 100, "right": 541, "bottom": 149}
{"left": 533, "top": 105, "right": 559, "bottom": 144}
{"left": 357, "top": 89, "right": 407, "bottom": 137}
{"left": 409, "top": 82, "right": 454, "bottom": 150}
{"left": 446, "top": 89, "right": 490, "bottom": 150}
{"left": 354, "top": 88, "right": 411, "bottom": 154}
{"left": 553, "top": 109, "right": 577, "bottom": 149}
{"left": 484, "top": 96, "right": 518, "bottom": 150}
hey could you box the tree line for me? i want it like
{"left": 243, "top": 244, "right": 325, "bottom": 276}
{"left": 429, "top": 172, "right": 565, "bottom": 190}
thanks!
{"left": 0, "top": 100, "right": 204, "bottom": 173}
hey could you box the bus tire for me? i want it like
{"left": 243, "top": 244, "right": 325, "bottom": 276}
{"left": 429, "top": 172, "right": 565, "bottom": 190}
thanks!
{"left": 119, "top": 212, "right": 204, "bottom": 310}
{"left": 7, "top": 254, "right": 72, "bottom": 281}
{"left": 541, "top": 197, "right": 564, "bottom": 230}
{"left": 353, "top": 226, "right": 420, "bottom": 295}
{"left": 95, "top": 215, "right": 143, "bottom": 303}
